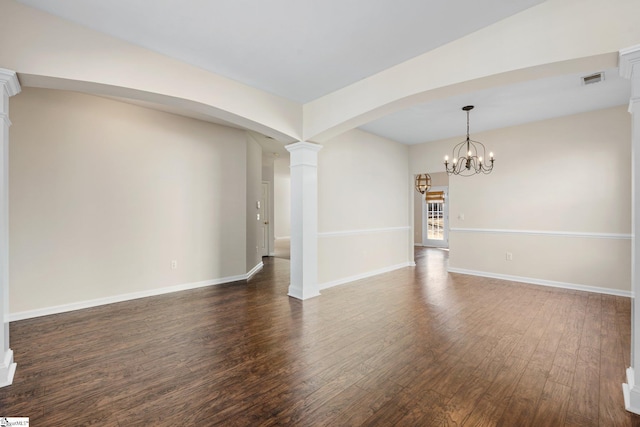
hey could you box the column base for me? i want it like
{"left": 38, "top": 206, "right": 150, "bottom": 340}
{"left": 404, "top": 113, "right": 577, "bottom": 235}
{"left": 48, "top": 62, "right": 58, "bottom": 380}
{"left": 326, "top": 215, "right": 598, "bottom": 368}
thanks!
{"left": 0, "top": 349, "right": 16, "bottom": 388}
{"left": 623, "top": 367, "right": 640, "bottom": 415}
{"left": 288, "top": 284, "right": 321, "bottom": 300}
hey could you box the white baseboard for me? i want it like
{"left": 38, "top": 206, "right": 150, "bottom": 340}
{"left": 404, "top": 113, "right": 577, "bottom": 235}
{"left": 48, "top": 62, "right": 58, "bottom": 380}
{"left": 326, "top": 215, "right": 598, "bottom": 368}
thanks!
{"left": 9, "top": 264, "right": 265, "bottom": 322}
{"left": 246, "top": 261, "right": 264, "bottom": 280}
{"left": 447, "top": 267, "right": 632, "bottom": 297}
{"left": 319, "top": 261, "right": 414, "bottom": 291}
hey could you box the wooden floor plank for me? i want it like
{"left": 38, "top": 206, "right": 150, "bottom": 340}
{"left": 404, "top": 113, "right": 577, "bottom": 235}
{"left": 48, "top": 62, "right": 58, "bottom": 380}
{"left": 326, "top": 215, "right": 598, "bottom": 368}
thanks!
{"left": 530, "top": 380, "right": 572, "bottom": 427}
{"left": 567, "top": 345, "right": 601, "bottom": 425}
{"left": 1, "top": 247, "right": 639, "bottom": 426}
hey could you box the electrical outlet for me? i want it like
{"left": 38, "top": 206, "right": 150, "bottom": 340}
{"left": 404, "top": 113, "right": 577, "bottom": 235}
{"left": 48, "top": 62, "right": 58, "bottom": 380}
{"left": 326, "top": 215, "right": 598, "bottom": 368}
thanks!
{"left": 505, "top": 252, "right": 513, "bottom": 261}
{"left": 171, "top": 260, "right": 178, "bottom": 269}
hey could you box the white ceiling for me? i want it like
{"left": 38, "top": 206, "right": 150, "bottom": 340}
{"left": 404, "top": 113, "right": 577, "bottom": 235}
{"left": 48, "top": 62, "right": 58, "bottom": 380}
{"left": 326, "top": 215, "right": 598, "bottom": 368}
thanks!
{"left": 16, "top": 0, "right": 543, "bottom": 103}
{"left": 14, "top": 0, "right": 630, "bottom": 146}
{"left": 360, "top": 69, "right": 631, "bottom": 144}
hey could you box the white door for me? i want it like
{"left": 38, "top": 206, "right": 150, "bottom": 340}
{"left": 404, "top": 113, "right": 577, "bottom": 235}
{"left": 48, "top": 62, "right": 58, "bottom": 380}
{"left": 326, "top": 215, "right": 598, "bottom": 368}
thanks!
{"left": 260, "top": 182, "right": 270, "bottom": 256}
{"left": 422, "top": 186, "right": 448, "bottom": 248}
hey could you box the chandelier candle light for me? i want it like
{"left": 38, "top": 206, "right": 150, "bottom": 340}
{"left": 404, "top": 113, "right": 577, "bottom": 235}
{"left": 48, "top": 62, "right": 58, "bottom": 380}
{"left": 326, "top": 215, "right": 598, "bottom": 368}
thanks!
{"left": 444, "top": 105, "right": 494, "bottom": 176}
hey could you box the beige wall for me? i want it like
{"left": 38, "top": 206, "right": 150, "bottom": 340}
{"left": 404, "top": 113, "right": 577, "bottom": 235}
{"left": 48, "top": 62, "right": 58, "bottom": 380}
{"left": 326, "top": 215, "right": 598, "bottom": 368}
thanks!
{"left": 410, "top": 106, "right": 632, "bottom": 293}
{"left": 273, "top": 158, "right": 290, "bottom": 238}
{"left": 318, "top": 128, "right": 411, "bottom": 286}
{"left": 9, "top": 88, "right": 252, "bottom": 315}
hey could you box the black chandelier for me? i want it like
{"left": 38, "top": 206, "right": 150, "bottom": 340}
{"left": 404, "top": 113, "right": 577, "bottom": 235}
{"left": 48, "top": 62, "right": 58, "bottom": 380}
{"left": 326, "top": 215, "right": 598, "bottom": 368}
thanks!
{"left": 444, "top": 105, "right": 494, "bottom": 176}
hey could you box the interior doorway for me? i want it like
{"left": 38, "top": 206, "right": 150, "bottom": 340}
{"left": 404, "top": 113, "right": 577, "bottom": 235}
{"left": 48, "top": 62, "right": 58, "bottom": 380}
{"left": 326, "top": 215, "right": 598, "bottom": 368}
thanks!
{"left": 422, "top": 186, "right": 448, "bottom": 248}
{"left": 260, "top": 181, "right": 271, "bottom": 257}
{"left": 273, "top": 157, "right": 291, "bottom": 259}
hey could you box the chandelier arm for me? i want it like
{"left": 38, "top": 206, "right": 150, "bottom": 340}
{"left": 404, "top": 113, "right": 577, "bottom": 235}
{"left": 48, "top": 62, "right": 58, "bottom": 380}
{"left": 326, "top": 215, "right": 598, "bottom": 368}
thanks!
{"left": 468, "top": 139, "right": 487, "bottom": 157}
{"left": 452, "top": 139, "right": 470, "bottom": 159}
{"left": 468, "top": 139, "right": 486, "bottom": 148}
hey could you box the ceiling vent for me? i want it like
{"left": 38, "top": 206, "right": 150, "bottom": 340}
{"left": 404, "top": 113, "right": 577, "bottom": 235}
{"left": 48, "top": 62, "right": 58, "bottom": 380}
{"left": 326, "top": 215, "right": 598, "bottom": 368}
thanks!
{"left": 582, "top": 72, "right": 604, "bottom": 85}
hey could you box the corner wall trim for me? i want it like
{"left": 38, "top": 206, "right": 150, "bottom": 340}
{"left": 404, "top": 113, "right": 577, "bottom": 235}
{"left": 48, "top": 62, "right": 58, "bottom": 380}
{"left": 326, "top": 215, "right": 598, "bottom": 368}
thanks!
{"left": 319, "top": 226, "right": 410, "bottom": 238}
{"left": 447, "top": 267, "right": 632, "bottom": 297}
{"left": 319, "top": 261, "right": 413, "bottom": 291}
{"left": 449, "top": 228, "right": 631, "bottom": 240}
{"left": 9, "top": 269, "right": 262, "bottom": 322}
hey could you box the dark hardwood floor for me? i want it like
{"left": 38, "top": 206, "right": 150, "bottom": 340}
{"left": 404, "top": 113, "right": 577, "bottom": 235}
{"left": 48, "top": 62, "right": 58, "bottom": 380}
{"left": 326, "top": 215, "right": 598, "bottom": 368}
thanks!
{"left": 1, "top": 247, "right": 639, "bottom": 426}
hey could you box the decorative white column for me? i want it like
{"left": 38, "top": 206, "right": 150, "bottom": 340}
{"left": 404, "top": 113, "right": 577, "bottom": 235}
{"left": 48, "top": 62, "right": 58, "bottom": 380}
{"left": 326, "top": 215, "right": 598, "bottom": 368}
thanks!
{"left": 0, "top": 69, "right": 20, "bottom": 388}
{"left": 621, "top": 45, "right": 640, "bottom": 414}
{"left": 286, "top": 141, "right": 322, "bottom": 300}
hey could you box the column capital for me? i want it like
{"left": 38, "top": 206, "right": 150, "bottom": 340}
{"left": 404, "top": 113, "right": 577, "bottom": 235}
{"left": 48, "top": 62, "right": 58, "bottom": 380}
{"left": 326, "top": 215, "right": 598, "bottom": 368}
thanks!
{"left": 0, "top": 69, "right": 21, "bottom": 97}
{"left": 285, "top": 141, "right": 323, "bottom": 154}
{"left": 620, "top": 46, "right": 640, "bottom": 113}
{"left": 286, "top": 141, "right": 323, "bottom": 169}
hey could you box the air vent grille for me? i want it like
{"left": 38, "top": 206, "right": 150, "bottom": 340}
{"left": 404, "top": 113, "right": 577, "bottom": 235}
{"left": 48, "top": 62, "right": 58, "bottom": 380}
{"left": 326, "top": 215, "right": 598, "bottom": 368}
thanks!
{"left": 582, "top": 72, "right": 604, "bottom": 85}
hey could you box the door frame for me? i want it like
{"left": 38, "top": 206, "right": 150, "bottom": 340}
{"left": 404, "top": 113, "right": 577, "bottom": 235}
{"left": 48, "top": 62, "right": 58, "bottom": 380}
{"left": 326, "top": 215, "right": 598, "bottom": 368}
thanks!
{"left": 260, "top": 181, "right": 272, "bottom": 257}
{"left": 422, "top": 186, "right": 449, "bottom": 248}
